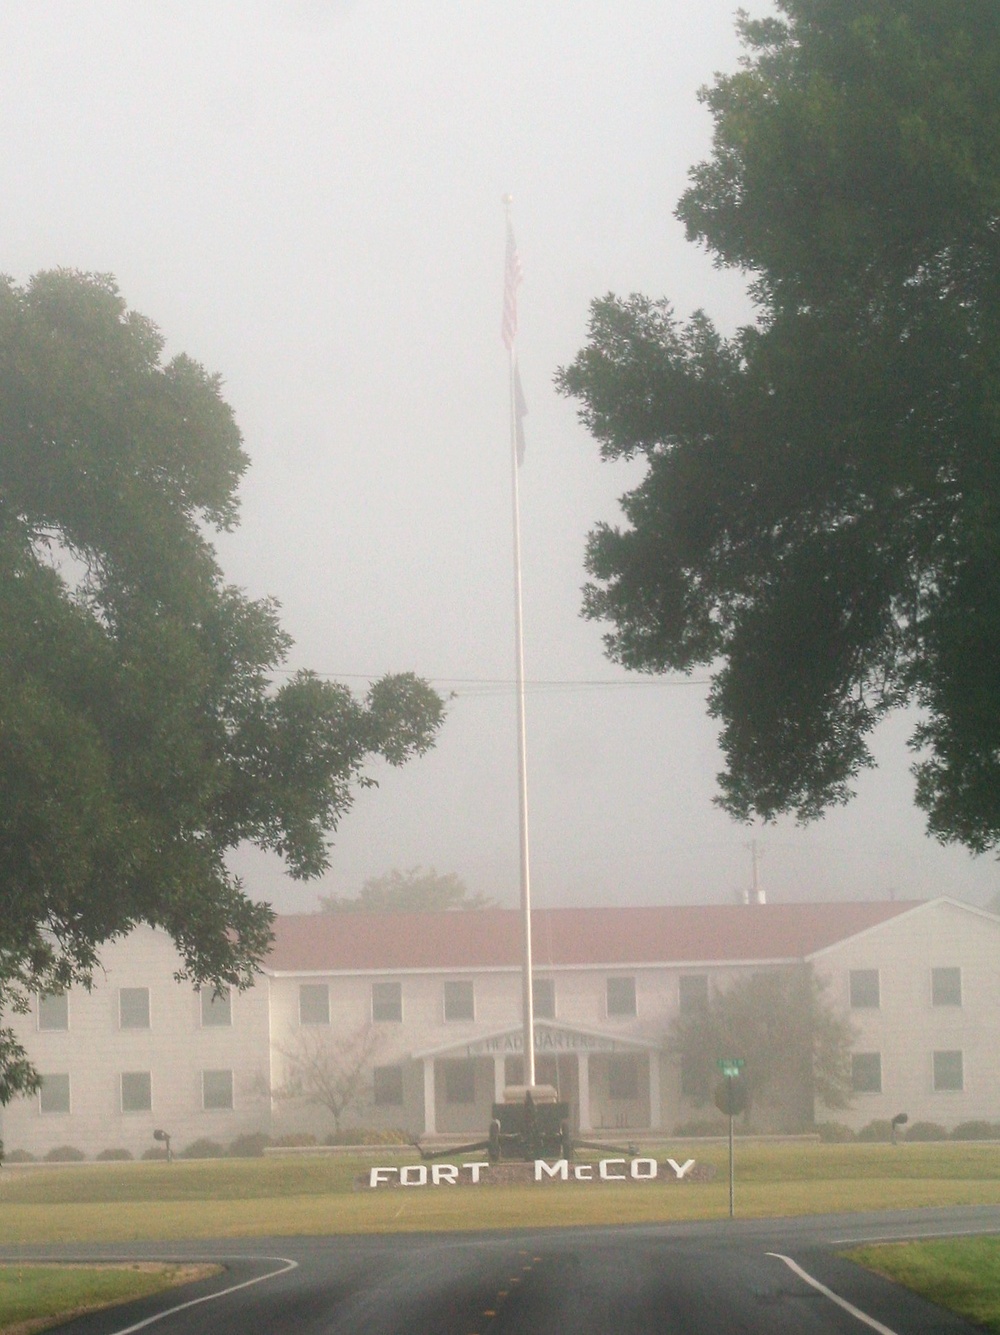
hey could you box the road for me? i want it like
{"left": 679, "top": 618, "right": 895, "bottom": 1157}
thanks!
{"left": 2, "top": 1206, "right": 998, "bottom": 1334}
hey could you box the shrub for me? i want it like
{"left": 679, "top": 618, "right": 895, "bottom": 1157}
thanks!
{"left": 816, "top": 1121, "right": 856, "bottom": 1143}
{"left": 325, "top": 1127, "right": 409, "bottom": 1146}
{"left": 228, "top": 1132, "right": 270, "bottom": 1158}
{"left": 951, "top": 1120, "right": 1000, "bottom": 1141}
{"left": 178, "top": 1137, "right": 226, "bottom": 1160}
{"left": 672, "top": 1119, "right": 729, "bottom": 1137}
{"left": 4, "top": 1148, "right": 37, "bottom": 1163}
{"left": 95, "top": 1148, "right": 134, "bottom": 1161}
{"left": 44, "top": 1145, "right": 86, "bottom": 1162}
{"left": 856, "top": 1119, "right": 894, "bottom": 1143}
{"left": 141, "top": 1147, "right": 168, "bottom": 1161}
{"left": 904, "top": 1121, "right": 949, "bottom": 1142}
{"left": 270, "top": 1132, "right": 317, "bottom": 1148}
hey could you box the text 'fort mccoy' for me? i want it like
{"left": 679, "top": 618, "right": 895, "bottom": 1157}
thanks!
{"left": 368, "top": 1157, "right": 699, "bottom": 1187}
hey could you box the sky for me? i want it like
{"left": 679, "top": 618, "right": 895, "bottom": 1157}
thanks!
{"left": 2, "top": 1, "right": 997, "bottom": 915}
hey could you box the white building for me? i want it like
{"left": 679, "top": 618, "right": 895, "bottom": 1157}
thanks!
{"left": 2, "top": 897, "right": 997, "bottom": 1158}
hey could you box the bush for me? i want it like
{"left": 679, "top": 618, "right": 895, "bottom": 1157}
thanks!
{"left": 4, "top": 1148, "right": 37, "bottom": 1163}
{"left": 228, "top": 1132, "right": 270, "bottom": 1158}
{"left": 270, "top": 1132, "right": 317, "bottom": 1148}
{"left": 905, "top": 1121, "right": 949, "bottom": 1142}
{"left": 857, "top": 1119, "right": 894, "bottom": 1143}
{"left": 816, "top": 1121, "right": 856, "bottom": 1143}
{"left": 672, "top": 1119, "right": 730, "bottom": 1137}
{"left": 95, "top": 1148, "right": 134, "bottom": 1161}
{"left": 951, "top": 1120, "right": 1000, "bottom": 1141}
{"left": 141, "top": 1147, "right": 168, "bottom": 1161}
{"left": 178, "top": 1138, "right": 226, "bottom": 1160}
{"left": 44, "top": 1145, "right": 86, "bottom": 1162}
{"left": 325, "top": 1127, "right": 409, "bottom": 1146}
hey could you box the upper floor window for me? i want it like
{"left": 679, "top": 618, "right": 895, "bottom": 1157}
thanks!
{"left": 606, "top": 976, "right": 636, "bottom": 1018}
{"left": 372, "top": 981, "right": 402, "bottom": 1023}
{"left": 851, "top": 1052, "right": 882, "bottom": 1093}
{"left": 933, "top": 1049, "right": 963, "bottom": 1091}
{"left": 39, "top": 1073, "right": 70, "bottom": 1114}
{"left": 373, "top": 1064, "right": 405, "bottom": 1107}
{"left": 121, "top": 1071, "right": 152, "bottom": 1113}
{"left": 119, "top": 987, "right": 150, "bottom": 1029}
{"left": 37, "top": 991, "right": 68, "bottom": 1031}
{"left": 299, "top": 984, "right": 330, "bottom": 1025}
{"left": 533, "top": 978, "right": 555, "bottom": 1020}
{"left": 932, "top": 968, "right": 962, "bottom": 1007}
{"left": 678, "top": 975, "right": 709, "bottom": 1014}
{"left": 849, "top": 970, "right": 880, "bottom": 1009}
{"left": 202, "top": 1068, "right": 234, "bottom": 1110}
{"left": 201, "top": 987, "right": 232, "bottom": 1027}
{"left": 444, "top": 980, "right": 474, "bottom": 1022}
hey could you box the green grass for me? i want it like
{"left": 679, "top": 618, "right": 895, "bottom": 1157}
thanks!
{"left": 844, "top": 1238, "right": 1000, "bottom": 1333}
{"left": 0, "top": 1143, "right": 998, "bottom": 1244}
{"left": 0, "top": 1263, "right": 218, "bottom": 1334}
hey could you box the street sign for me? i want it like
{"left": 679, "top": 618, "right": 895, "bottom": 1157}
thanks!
{"left": 717, "top": 1059, "right": 744, "bottom": 1078}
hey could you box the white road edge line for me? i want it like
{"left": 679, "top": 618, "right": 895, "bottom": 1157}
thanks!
{"left": 104, "top": 1255, "right": 299, "bottom": 1335}
{"left": 766, "top": 1252, "right": 900, "bottom": 1335}
{"left": 828, "top": 1227, "right": 1000, "bottom": 1246}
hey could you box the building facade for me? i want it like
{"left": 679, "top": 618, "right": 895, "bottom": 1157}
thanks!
{"left": 2, "top": 898, "right": 997, "bottom": 1158}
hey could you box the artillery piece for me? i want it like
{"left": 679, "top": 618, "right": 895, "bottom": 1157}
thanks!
{"left": 413, "top": 1085, "right": 638, "bottom": 1163}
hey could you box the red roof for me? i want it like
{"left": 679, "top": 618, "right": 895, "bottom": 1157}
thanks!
{"left": 264, "top": 901, "right": 919, "bottom": 973}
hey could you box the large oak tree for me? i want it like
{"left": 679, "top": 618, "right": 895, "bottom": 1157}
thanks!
{"left": 0, "top": 270, "right": 444, "bottom": 1099}
{"left": 558, "top": 1, "right": 1000, "bottom": 852}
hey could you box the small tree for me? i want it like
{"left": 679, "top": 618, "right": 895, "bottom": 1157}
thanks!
{"left": 319, "top": 867, "right": 493, "bottom": 913}
{"left": 275, "top": 1025, "right": 382, "bottom": 1135}
{"left": 669, "top": 967, "right": 854, "bottom": 1130}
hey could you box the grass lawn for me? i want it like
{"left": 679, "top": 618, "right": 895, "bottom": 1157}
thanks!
{"left": 844, "top": 1238, "right": 1000, "bottom": 1334}
{"left": 0, "top": 1143, "right": 998, "bottom": 1244}
{"left": 0, "top": 1262, "right": 219, "bottom": 1335}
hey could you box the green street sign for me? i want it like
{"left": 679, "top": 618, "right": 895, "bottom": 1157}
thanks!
{"left": 718, "top": 1058, "right": 744, "bottom": 1078}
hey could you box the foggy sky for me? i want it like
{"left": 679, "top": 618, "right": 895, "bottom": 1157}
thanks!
{"left": 3, "top": 1, "right": 996, "bottom": 912}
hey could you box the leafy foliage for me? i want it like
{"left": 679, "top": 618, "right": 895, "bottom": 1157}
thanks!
{"left": 319, "top": 866, "right": 493, "bottom": 913}
{"left": 557, "top": 2, "right": 1000, "bottom": 850}
{"left": 668, "top": 967, "right": 855, "bottom": 1128}
{"left": 0, "top": 270, "right": 445, "bottom": 1099}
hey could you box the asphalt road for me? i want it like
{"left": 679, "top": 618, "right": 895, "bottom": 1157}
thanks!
{"left": 3, "top": 1206, "right": 998, "bottom": 1334}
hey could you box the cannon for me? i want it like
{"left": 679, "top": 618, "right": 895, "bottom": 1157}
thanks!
{"left": 412, "top": 1085, "right": 638, "bottom": 1163}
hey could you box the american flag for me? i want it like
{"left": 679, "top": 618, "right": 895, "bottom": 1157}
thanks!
{"left": 501, "top": 215, "right": 523, "bottom": 351}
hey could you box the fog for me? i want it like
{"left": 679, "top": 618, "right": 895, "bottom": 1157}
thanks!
{"left": 3, "top": 1, "right": 996, "bottom": 912}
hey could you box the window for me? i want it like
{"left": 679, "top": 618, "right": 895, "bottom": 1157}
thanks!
{"left": 850, "top": 970, "right": 880, "bottom": 1009}
{"left": 121, "top": 1071, "right": 152, "bottom": 1113}
{"left": 851, "top": 1052, "right": 882, "bottom": 1093}
{"left": 443, "top": 1060, "right": 476, "bottom": 1104}
{"left": 932, "top": 968, "right": 962, "bottom": 1007}
{"left": 444, "top": 980, "right": 474, "bottom": 1022}
{"left": 933, "top": 1050, "right": 963, "bottom": 1091}
{"left": 678, "top": 975, "right": 709, "bottom": 1014}
{"left": 372, "top": 981, "right": 402, "bottom": 1023}
{"left": 38, "top": 991, "right": 68, "bottom": 1031}
{"left": 39, "top": 1073, "right": 70, "bottom": 1114}
{"left": 606, "top": 976, "right": 636, "bottom": 1017}
{"left": 373, "top": 1064, "right": 404, "bottom": 1107}
{"left": 533, "top": 978, "right": 555, "bottom": 1020}
{"left": 299, "top": 984, "right": 330, "bottom": 1025}
{"left": 202, "top": 1069, "right": 234, "bottom": 1110}
{"left": 201, "top": 987, "right": 232, "bottom": 1027}
{"left": 607, "top": 1055, "right": 639, "bottom": 1101}
{"left": 680, "top": 1053, "right": 710, "bottom": 1101}
{"left": 119, "top": 987, "right": 150, "bottom": 1029}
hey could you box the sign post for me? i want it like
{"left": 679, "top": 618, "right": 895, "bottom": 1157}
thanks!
{"left": 716, "top": 1059, "right": 744, "bottom": 1218}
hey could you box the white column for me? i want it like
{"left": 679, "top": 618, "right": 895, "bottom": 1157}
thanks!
{"left": 648, "top": 1051, "right": 661, "bottom": 1130}
{"left": 493, "top": 1056, "right": 506, "bottom": 1103}
{"left": 578, "top": 1052, "right": 591, "bottom": 1132}
{"left": 423, "top": 1058, "right": 436, "bottom": 1135}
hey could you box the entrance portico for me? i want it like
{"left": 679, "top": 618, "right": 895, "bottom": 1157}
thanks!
{"left": 412, "top": 1021, "right": 663, "bottom": 1137}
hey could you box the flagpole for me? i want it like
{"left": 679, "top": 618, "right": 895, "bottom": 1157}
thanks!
{"left": 503, "top": 195, "right": 535, "bottom": 1089}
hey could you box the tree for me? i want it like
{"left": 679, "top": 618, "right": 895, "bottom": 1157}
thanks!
{"left": 668, "top": 968, "right": 854, "bottom": 1129}
{"left": 557, "top": 2, "right": 1000, "bottom": 852}
{"left": 0, "top": 270, "right": 445, "bottom": 1100}
{"left": 319, "top": 866, "right": 493, "bottom": 913}
{"left": 274, "top": 1024, "right": 382, "bottom": 1135}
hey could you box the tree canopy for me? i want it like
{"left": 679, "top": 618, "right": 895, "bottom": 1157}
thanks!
{"left": 0, "top": 269, "right": 445, "bottom": 1098}
{"left": 557, "top": 1, "right": 1000, "bottom": 852}
{"left": 669, "top": 968, "right": 854, "bottom": 1129}
{"left": 319, "top": 866, "right": 493, "bottom": 913}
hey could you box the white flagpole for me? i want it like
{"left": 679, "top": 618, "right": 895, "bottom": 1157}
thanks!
{"left": 503, "top": 195, "right": 535, "bottom": 1089}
